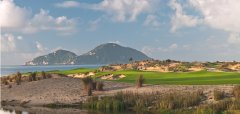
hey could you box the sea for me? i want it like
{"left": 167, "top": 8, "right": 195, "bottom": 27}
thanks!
{"left": 0, "top": 65, "right": 104, "bottom": 76}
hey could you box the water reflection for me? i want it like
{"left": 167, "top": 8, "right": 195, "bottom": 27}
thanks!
{"left": 1, "top": 106, "right": 150, "bottom": 114}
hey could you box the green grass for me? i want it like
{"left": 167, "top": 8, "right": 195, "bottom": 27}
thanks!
{"left": 94, "top": 70, "right": 240, "bottom": 85}
{"left": 46, "top": 68, "right": 96, "bottom": 75}
{"left": 20, "top": 67, "right": 240, "bottom": 85}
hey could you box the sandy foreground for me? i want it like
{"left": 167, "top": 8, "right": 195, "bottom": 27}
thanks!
{"left": 1, "top": 75, "right": 235, "bottom": 106}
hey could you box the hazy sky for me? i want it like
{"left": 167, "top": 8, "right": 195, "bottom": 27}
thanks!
{"left": 1, "top": 0, "right": 240, "bottom": 65}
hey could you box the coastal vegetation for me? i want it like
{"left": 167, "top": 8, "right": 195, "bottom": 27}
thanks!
{"left": 83, "top": 88, "right": 240, "bottom": 113}
{"left": 15, "top": 72, "right": 22, "bottom": 85}
{"left": 81, "top": 77, "right": 105, "bottom": 96}
{"left": 136, "top": 75, "right": 144, "bottom": 88}
{"left": 1, "top": 60, "right": 240, "bottom": 114}
{"left": 213, "top": 90, "right": 225, "bottom": 101}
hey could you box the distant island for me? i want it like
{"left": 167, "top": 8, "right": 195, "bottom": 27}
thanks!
{"left": 25, "top": 43, "right": 151, "bottom": 65}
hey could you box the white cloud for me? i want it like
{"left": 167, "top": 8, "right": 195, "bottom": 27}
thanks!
{"left": 0, "top": 33, "right": 16, "bottom": 52}
{"left": 170, "top": 0, "right": 201, "bottom": 32}
{"left": 17, "top": 36, "right": 23, "bottom": 40}
{"left": 188, "top": 0, "right": 240, "bottom": 46}
{"left": 169, "top": 43, "right": 178, "bottom": 49}
{"left": 108, "top": 41, "right": 121, "bottom": 44}
{"left": 0, "top": 0, "right": 77, "bottom": 34}
{"left": 1, "top": 33, "right": 49, "bottom": 65}
{"left": 144, "top": 15, "right": 160, "bottom": 27}
{"left": 142, "top": 43, "right": 180, "bottom": 55}
{"left": 0, "top": 0, "right": 28, "bottom": 28}
{"left": 23, "top": 9, "right": 76, "bottom": 34}
{"left": 55, "top": 1, "right": 80, "bottom": 8}
{"left": 36, "top": 41, "right": 48, "bottom": 52}
{"left": 189, "top": 0, "right": 240, "bottom": 33}
{"left": 141, "top": 46, "right": 154, "bottom": 56}
{"left": 227, "top": 33, "right": 240, "bottom": 45}
{"left": 91, "top": 0, "right": 152, "bottom": 22}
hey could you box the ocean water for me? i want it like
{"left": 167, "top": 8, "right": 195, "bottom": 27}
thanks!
{"left": 0, "top": 65, "right": 103, "bottom": 76}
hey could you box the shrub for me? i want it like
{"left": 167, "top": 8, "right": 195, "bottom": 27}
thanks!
{"left": 157, "top": 91, "right": 202, "bottom": 109}
{"left": 41, "top": 71, "right": 47, "bottom": 79}
{"left": 233, "top": 86, "right": 240, "bottom": 100}
{"left": 9, "top": 78, "right": 13, "bottom": 82}
{"left": 92, "top": 81, "right": 96, "bottom": 90}
{"left": 85, "top": 91, "right": 203, "bottom": 112}
{"left": 96, "top": 81, "right": 104, "bottom": 91}
{"left": 82, "top": 77, "right": 93, "bottom": 91}
{"left": 29, "top": 72, "right": 37, "bottom": 81}
{"left": 15, "top": 72, "right": 22, "bottom": 85}
{"left": 28, "top": 74, "right": 32, "bottom": 82}
{"left": 87, "top": 83, "right": 92, "bottom": 96}
{"left": 136, "top": 75, "right": 144, "bottom": 88}
{"left": 2, "top": 78, "right": 9, "bottom": 85}
{"left": 214, "top": 90, "right": 225, "bottom": 101}
{"left": 32, "top": 72, "right": 37, "bottom": 81}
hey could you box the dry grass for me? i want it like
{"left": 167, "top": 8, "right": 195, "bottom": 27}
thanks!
{"left": 15, "top": 72, "right": 22, "bottom": 85}
{"left": 85, "top": 91, "right": 203, "bottom": 112}
{"left": 29, "top": 72, "right": 37, "bottom": 81}
{"left": 233, "top": 86, "right": 240, "bottom": 100}
{"left": 41, "top": 71, "right": 47, "bottom": 79}
{"left": 136, "top": 75, "right": 144, "bottom": 88}
{"left": 81, "top": 77, "right": 93, "bottom": 91}
{"left": 87, "top": 83, "right": 92, "bottom": 96}
{"left": 96, "top": 81, "right": 104, "bottom": 91}
{"left": 213, "top": 89, "right": 225, "bottom": 101}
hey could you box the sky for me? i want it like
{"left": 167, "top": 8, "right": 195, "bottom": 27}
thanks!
{"left": 0, "top": 0, "right": 240, "bottom": 65}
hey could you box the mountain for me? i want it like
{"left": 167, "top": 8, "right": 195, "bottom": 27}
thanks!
{"left": 25, "top": 43, "right": 151, "bottom": 65}
{"left": 75, "top": 43, "right": 151, "bottom": 64}
{"left": 25, "top": 50, "right": 77, "bottom": 65}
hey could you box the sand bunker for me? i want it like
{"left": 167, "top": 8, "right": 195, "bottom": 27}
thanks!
{"left": 68, "top": 72, "right": 95, "bottom": 78}
{"left": 100, "top": 74, "right": 126, "bottom": 80}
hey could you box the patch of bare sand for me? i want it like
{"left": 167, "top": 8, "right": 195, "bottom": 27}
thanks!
{"left": 1, "top": 77, "right": 131, "bottom": 106}
{"left": 100, "top": 74, "right": 126, "bottom": 80}
{"left": 1, "top": 76, "right": 236, "bottom": 106}
{"left": 68, "top": 72, "right": 95, "bottom": 78}
{"left": 228, "top": 64, "right": 240, "bottom": 71}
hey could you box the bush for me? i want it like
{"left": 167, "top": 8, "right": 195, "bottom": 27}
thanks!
{"left": 41, "top": 71, "right": 47, "bottom": 79}
{"left": 233, "top": 86, "right": 240, "bottom": 100}
{"left": 29, "top": 72, "right": 37, "bottom": 81}
{"left": 15, "top": 72, "right": 22, "bottom": 85}
{"left": 32, "top": 72, "right": 37, "bottom": 81}
{"left": 2, "top": 78, "right": 9, "bottom": 85}
{"left": 96, "top": 81, "right": 104, "bottom": 91}
{"left": 87, "top": 83, "right": 92, "bottom": 96}
{"left": 214, "top": 90, "right": 225, "bottom": 101}
{"left": 92, "top": 81, "right": 96, "bottom": 90}
{"left": 28, "top": 75, "right": 32, "bottom": 82}
{"left": 82, "top": 77, "right": 94, "bottom": 96}
{"left": 157, "top": 91, "right": 202, "bottom": 109}
{"left": 136, "top": 75, "right": 144, "bottom": 88}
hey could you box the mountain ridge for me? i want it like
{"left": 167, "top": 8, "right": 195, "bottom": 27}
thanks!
{"left": 25, "top": 43, "right": 151, "bottom": 65}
